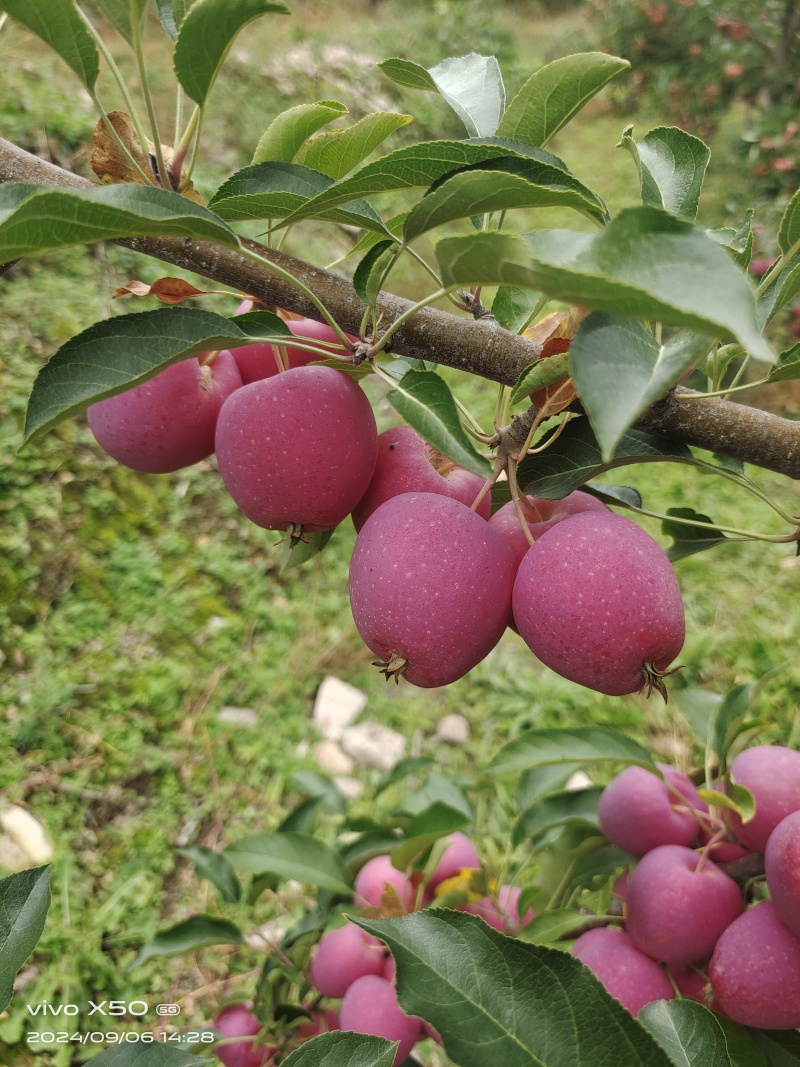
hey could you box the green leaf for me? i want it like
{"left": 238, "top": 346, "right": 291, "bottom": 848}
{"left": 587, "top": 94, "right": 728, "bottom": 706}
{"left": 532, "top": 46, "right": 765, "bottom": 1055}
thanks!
{"left": 766, "top": 342, "right": 800, "bottom": 382}
{"left": 298, "top": 112, "right": 413, "bottom": 181}
{"left": 155, "top": 0, "right": 178, "bottom": 39}
{"left": 715, "top": 1020, "right": 767, "bottom": 1067}
{"left": 497, "top": 52, "right": 630, "bottom": 148}
{"left": 492, "top": 286, "right": 542, "bottom": 333}
{"left": 90, "top": 0, "right": 149, "bottom": 46}
{"left": 435, "top": 208, "right": 773, "bottom": 361}
{"left": 620, "top": 126, "right": 709, "bottom": 221}
{"left": 400, "top": 772, "right": 473, "bottom": 821}
{"left": 426, "top": 54, "right": 505, "bottom": 138}
{"left": 390, "top": 802, "right": 470, "bottom": 871}
{"left": 0, "top": 0, "right": 99, "bottom": 90}
{"left": 280, "top": 528, "right": 336, "bottom": 570}
{"left": 639, "top": 1001, "right": 732, "bottom": 1067}
{"left": 174, "top": 0, "right": 290, "bottom": 105}
{"left": 225, "top": 832, "right": 353, "bottom": 894}
{"left": 353, "top": 240, "right": 397, "bottom": 306}
{"left": 662, "top": 507, "right": 728, "bottom": 562}
{"left": 209, "top": 162, "right": 387, "bottom": 232}
{"left": 379, "top": 57, "right": 438, "bottom": 91}
{"left": 513, "top": 418, "right": 693, "bottom": 500}
{"left": 90, "top": 1046, "right": 214, "bottom": 1066}
{"left": 514, "top": 787, "right": 603, "bottom": 846}
{"left": 517, "top": 765, "right": 582, "bottom": 809}
{"left": 294, "top": 771, "right": 347, "bottom": 811}
{"left": 709, "top": 683, "right": 756, "bottom": 772}
{"left": 711, "top": 209, "right": 754, "bottom": 269}
{"left": 489, "top": 726, "right": 654, "bottom": 777}
{"left": 177, "top": 847, "right": 241, "bottom": 904}
{"left": 0, "top": 182, "right": 238, "bottom": 264}
{"left": 673, "top": 689, "right": 722, "bottom": 746}
{"left": 759, "top": 251, "right": 800, "bottom": 324}
{"left": 696, "top": 784, "right": 755, "bottom": 821}
{"left": 779, "top": 186, "right": 800, "bottom": 255}
{"left": 23, "top": 307, "right": 291, "bottom": 445}
{"left": 751, "top": 1028, "right": 800, "bottom": 1066}
{"left": 510, "top": 350, "right": 571, "bottom": 407}
{"left": 280, "top": 140, "right": 539, "bottom": 226}
{"left": 0, "top": 867, "right": 50, "bottom": 1013}
{"left": 252, "top": 100, "right": 348, "bottom": 165}
{"left": 386, "top": 369, "right": 491, "bottom": 478}
{"left": 375, "top": 757, "right": 434, "bottom": 797}
{"left": 130, "top": 915, "right": 242, "bottom": 968}
{"left": 342, "top": 211, "right": 408, "bottom": 262}
{"left": 208, "top": 161, "right": 386, "bottom": 232}
{"left": 282, "top": 1030, "right": 397, "bottom": 1067}
{"left": 403, "top": 156, "right": 607, "bottom": 241}
{"left": 356, "top": 910, "right": 672, "bottom": 1067}
{"left": 568, "top": 845, "right": 630, "bottom": 888}
{"left": 583, "top": 482, "right": 643, "bottom": 509}
{"left": 516, "top": 908, "right": 588, "bottom": 945}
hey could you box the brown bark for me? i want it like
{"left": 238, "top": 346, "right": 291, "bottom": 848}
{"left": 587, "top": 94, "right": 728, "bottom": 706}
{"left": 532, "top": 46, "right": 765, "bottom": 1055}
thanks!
{"left": 2, "top": 136, "right": 800, "bottom": 479}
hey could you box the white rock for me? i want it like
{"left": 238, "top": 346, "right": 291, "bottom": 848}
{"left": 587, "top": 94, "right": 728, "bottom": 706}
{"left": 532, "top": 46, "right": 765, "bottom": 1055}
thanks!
{"left": 0, "top": 806, "right": 53, "bottom": 870}
{"left": 435, "top": 713, "right": 470, "bottom": 746}
{"left": 217, "top": 706, "right": 258, "bottom": 727}
{"left": 313, "top": 740, "right": 355, "bottom": 776}
{"left": 565, "top": 771, "right": 593, "bottom": 792}
{"left": 341, "top": 722, "right": 405, "bottom": 772}
{"left": 313, "top": 676, "right": 367, "bottom": 740}
{"left": 334, "top": 776, "right": 364, "bottom": 801}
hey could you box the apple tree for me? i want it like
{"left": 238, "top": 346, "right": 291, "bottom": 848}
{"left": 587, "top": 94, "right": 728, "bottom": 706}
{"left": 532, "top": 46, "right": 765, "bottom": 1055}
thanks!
{"left": 2, "top": 1, "right": 800, "bottom": 1065}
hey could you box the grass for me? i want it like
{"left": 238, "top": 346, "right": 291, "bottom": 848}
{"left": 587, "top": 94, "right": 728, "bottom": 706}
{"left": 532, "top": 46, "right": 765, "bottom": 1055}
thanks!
{"left": 0, "top": 2, "right": 799, "bottom": 1063}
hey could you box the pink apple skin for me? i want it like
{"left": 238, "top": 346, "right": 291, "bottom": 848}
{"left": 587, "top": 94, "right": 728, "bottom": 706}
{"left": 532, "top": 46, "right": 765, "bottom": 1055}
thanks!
{"left": 598, "top": 765, "right": 702, "bottom": 857}
{"left": 709, "top": 901, "right": 800, "bottom": 1028}
{"left": 88, "top": 352, "right": 242, "bottom": 473}
{"left": 571, "top": 927, "right": 675, "bottom": 1017}
{"left": 231, "top": 302, "right": 356, "bottom": 384}
{"left": 352, "top": 426, "right": 490, "bottom": 531}
{"left": 669, "top": 966, "right": 715, "bottom": 1008}
{"left": 463, "top": 885, "right": 534, "bottom": 934}
{"left": 309, "top": 924, "right": 385, "bottom": 997}
{"left": 212, "top": 1004, "right": 270, "bottom": 1067}
{"left": 428, "top": 832, "right": 480, "bottom": 890}
{"left": 489, "top": 491, "right": 608, "bottom": 569}
{"left": 340, "top": 975, "right": 421, "bottom": 1066}
{"left": 354, "top": 854, "right": 415, "bottom": 911}
{"left": 297, "top": 1009, "right": 339, "bottom": 1038}
{"left": 626, "top": 845, "right": 743, "bottom": 966}
{"left": 215, "top": 366, "right": 377, "bottom": 532}
{"left": 764, "top": 810, "right": 800, "bottom": 937}
{"left": 726, "top": 745, "right": 800, "bottom": 852}
{"left": 512, "top": 512, "right": 685, "bottom": 696}
{"left": 349, "top": 494, "right": 515, "bottom": 688}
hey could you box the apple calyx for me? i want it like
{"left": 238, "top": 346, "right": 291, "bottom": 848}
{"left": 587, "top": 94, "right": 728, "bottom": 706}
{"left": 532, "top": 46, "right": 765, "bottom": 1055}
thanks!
{"left": 372, "top": 653, "right": 409, "bottom": 683}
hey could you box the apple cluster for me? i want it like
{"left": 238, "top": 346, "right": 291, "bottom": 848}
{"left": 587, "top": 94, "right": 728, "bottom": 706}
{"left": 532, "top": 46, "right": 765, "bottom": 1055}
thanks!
{"left": 302, "top": 832, "right": 532, "bottom": 1066}
{"left": 573, "top": 744, "right": 800, "bottom": 1028}
{"left": 87, "top": 316, "right": 686, "bottom": 698}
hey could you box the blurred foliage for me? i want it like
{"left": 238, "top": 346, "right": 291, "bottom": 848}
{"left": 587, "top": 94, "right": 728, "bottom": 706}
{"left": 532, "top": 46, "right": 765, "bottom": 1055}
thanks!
{"left": 586, "top": 0, "right": 800, "bottom": 197}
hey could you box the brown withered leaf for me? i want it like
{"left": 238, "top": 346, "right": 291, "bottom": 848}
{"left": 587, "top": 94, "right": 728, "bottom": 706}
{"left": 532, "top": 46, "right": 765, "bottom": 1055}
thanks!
{"left": 113, "top": 277, "right": 238, "bottom": 304}
{"left": 524, "top": 305, "right": 589, "bottom": 347}
{"left": 92, "top": 111, "right": 155, "bottom": 186}
{"left": 91, "top": 111, "right": 205, "bottom": 205}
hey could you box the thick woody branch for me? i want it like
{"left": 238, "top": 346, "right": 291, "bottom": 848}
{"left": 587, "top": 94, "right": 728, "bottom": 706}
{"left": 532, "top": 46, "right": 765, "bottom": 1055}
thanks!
{"left": 1, "top": 136, "right": 799, "bottom": 479}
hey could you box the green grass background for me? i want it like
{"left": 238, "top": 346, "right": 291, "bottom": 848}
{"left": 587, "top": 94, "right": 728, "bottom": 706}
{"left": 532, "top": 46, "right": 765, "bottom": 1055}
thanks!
{"left": 0, "top": 0, "right": 798, "bottom": 1062}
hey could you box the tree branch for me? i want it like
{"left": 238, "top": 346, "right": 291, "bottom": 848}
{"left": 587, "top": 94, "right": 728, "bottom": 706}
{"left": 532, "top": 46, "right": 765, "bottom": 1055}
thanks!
{"left": 2, "top": 136, "right": 799, "bottom": 480}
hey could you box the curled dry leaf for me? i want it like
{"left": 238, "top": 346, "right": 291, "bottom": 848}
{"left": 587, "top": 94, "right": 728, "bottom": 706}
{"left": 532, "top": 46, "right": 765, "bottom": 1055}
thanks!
{"left": 91, "top": 112, "right": 205, "bottom": 205}
{"left": 112, "top": 277, "right": 237, "bottom": 304}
